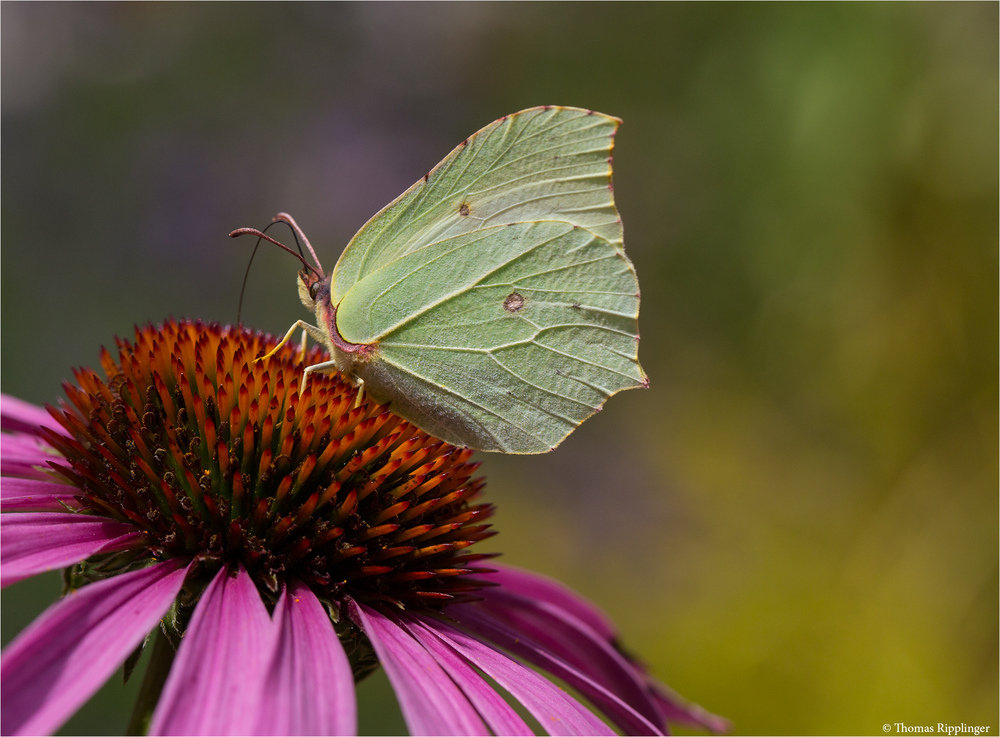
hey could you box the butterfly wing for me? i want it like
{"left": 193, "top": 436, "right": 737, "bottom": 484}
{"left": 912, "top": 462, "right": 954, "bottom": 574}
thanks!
{"left": 330, "top": 106, "right": 623, "bottom": 304}
{"left": 335, "top": 220, "right": 645, "bottom": 453}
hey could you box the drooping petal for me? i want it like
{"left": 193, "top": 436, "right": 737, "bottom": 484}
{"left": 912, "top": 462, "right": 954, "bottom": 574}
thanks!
{"left": 452, "top": 606, "right": 662, "bottom": 736}
{"left": 482, "top": 565, "right": 729, "bottom": 734}
{"left": 1, "top": 432, "right": 56, "bottom": 459}
{"left": 254, "top": 580, "right": 356, "bottom": 736}
{"left": 349, "top": 600, "right": 488, "bottom": 736}
{"left": 1, "top": 512, "right": 141, "bottom": 587}
{"left": 413, "top": 614, "right": 615, "bottom": 736}
{"left": 483, "top": 564, "right": 617, "bottom": 641}
{"left": 0, "top": 395, "right": 64, "bottom": 436}
{"left": 0, "top": 478, "right": 80, "bottom": 512}
{"left": 0, "top": 558, "right": 189, "bottom": 736}
{"left": 397, "top": 614, "right": 533, "bottom": 736}
{"left": 150, "top": 564, "right": 275, "bottom": 736}
{"left": 650, "top": 682, "right": 732, "bottom": 734}
{"left": 474, "top": 586, "right": 665, "bottom": 730}
{"left": 1, "top": 433, "right": 61, "bottom": 480}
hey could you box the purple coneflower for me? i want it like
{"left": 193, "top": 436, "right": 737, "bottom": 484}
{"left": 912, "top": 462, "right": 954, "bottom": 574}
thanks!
{"left": 1, "top": 318, "right": 726, "bottom": 736}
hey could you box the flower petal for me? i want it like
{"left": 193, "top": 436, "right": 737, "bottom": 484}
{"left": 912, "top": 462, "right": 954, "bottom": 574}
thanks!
{"left": 349, "top": 600, "right": 488, "bottom": 736}
{"left": 396, "top": 614, "right": 533, "bottom": 736}
{"left": 484, "top": 564, "right": 617, "bottom": 641}
{"left": 452, "top": 606, "right": 662, "bottom": 736}
{"left": 2, "top": 432, "right": 55, "bottom": 458}
{"left": 0, "top": 558, "right": 189, "bottom": 736}
{"left": 413, "top": 614, "right": 615, "bottom": 736}
{"left": 483, "top": 565, "right": 729, "bottom": 733}
{"left": 254, "top": 581, "right": 356, "bottom": 736}
{"left": 1, "top": 478, "right": 80, "bottom": 512}
{"left": 476, "top": 585, "right": 665, "bottom": 730}
{"left": 1, "top": 433, "right": 61, "bottom": 480}
{"left": 0, "top": 395, "right": 64, "bottom": 436}
{"left": 1, "top": 512, "right": 141, "bottom": 587}
{"left": 650, "top": 682, "right": 732, "bottom": 734}
{"left": 150, "top": 564, "right": 275, "bottom": 736}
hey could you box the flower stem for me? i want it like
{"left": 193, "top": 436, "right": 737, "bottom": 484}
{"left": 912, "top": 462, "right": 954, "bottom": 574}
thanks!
{"left": 126, "top": 627, "right": 175, "bottom": 735}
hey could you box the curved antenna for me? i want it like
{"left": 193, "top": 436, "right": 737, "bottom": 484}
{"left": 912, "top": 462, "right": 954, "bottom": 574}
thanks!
{"left": 273, "top": 212, "right": 324, "bottom": 275}
{"left": 230, "top": 226, "right": 322, "bottom": 327}
{"left": 229, "top": 227, "right": 319, "bottom": 269}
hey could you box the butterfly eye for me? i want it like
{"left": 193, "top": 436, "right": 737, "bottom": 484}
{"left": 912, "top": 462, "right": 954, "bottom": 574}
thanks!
{"left": 309, "top": 281, "right": 322, "bottom": 300}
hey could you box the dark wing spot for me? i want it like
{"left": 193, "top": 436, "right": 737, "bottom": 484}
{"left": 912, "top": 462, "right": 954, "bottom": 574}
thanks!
{"left": 459, "top": 202, "right": 470, "bottom": 216}
{"left": 571, "top": 302, "right": 582, "bottom": 310}
{"left": 503, "top": 292, "right": 525, "bottom": 313}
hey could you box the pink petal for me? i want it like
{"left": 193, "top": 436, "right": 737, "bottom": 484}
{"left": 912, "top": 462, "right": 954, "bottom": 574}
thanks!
{"left": 1, "top": 512, "right": 141, "bottom": 587}
{"left": 396, "top": 614, "right": 533, "bottom": 736}
{"left": 0, "top": 395, "right": 64, "bottom": 436}
{"left": 2, "top": 432, "right": 56, "bottom": 458}
{"left": 1, "top": 433, "right": 61, "bottom": 480}
{"left": 650, "top": 682, "right": 732, "bottom": 734}
{"left": 453, "top": 606, "right": 661, "bottom": 735}
{"left": 475, "top": 586, "right": 665, "bottom": 730}
{"left": 254, "top": 581, "right": 356, "bottom": 736}
{"left": 413, "top": 614, "right": 615, "bottom": 736}
{"left": 484, "top": 564, "right": 617, "bottom": 641}
{"left": 349, "top": 600, "right": 488, "bottom": 736}
{"left": 150, "top": 564, "right": 275, "bottom": 736}
{"left": 1, "top": 478, "right": 80, "bottom": 512}
{"left": 0, "top": 558, "right": 189, "bottom": 736}
{"left": 483, "top": 566, "right": 729, "bottom": 733}
{"left": 0, "top": 460, "right": 54, "bottom": 481}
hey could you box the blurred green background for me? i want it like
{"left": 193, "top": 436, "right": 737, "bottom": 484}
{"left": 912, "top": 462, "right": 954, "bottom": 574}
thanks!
{"left": 2, "top": 3, "right": 996, "bottom": 735}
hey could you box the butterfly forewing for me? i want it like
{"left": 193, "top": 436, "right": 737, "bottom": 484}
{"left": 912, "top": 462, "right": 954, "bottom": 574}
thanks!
{"left": 330, "top": 106, "right": 623, "bottom": 305}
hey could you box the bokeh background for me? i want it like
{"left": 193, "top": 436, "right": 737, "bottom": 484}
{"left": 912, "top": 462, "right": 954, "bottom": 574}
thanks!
{"left": 2, "top": 3, "right": 996, "bottom": 735}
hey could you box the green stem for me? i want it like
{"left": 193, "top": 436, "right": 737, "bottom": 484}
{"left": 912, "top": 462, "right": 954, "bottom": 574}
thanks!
{"left": 126, "top": 628, "right": 175, "bottom": 736}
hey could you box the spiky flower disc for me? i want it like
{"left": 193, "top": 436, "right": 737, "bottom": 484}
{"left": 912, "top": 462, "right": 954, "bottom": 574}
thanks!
{"left": 42, "top": 319, "right": 495, "bottom": 610}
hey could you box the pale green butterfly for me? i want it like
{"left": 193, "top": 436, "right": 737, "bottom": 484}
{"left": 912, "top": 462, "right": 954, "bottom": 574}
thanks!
{"left": 234, "top": 106, "right": 646, "bottom": 454}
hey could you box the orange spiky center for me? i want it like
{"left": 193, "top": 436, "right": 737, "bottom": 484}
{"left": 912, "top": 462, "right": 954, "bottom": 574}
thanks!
{"left": 43, "top": 318, "right": 496, "bottom": 609}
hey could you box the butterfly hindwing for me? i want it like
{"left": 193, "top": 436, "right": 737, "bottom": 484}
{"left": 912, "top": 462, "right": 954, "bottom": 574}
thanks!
{"left": 335, "top": 220, "right": 644, "bottom": 453}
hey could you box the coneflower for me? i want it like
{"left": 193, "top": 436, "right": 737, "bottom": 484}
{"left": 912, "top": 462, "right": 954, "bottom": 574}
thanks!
{"left": 1, "top": 318, "right": 726, "bottom": 736}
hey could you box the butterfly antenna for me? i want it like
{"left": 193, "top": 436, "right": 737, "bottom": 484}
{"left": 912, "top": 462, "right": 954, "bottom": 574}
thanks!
{"left": 272, "top": 212, "right": 323, "bottom": 275}
{"left": 229, "top": 226, "right": 321, "bottom": 326}
{"left": 234, "top": 235, "right": 263, "bottom": 327}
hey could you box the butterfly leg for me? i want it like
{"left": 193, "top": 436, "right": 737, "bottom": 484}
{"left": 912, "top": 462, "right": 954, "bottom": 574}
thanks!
{"left": 256, "top": 320, "right": 325, "bottom": 363}
{"left": 301, "top": 359, "right": 340, "bottom": 395}
{"left": 298, "top": 329, "right": 309, "bottom": 362}
{"left": 299, "top": 362, "right": 366, "bottom": 408}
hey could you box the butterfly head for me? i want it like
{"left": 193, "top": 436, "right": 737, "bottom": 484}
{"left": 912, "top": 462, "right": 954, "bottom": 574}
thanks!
{"left": 297, "top": 267, "right": 331, "bottom": 313}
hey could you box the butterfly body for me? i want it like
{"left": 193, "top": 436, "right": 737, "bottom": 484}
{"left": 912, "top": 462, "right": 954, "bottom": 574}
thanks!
{"left": 281, "top": 106, "right": 646, "bottom": 454}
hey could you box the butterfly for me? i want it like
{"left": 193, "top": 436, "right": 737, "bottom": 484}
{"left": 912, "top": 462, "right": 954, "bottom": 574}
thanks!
{"left": 234, "top": 106, "right": 646, "bottom": 454}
